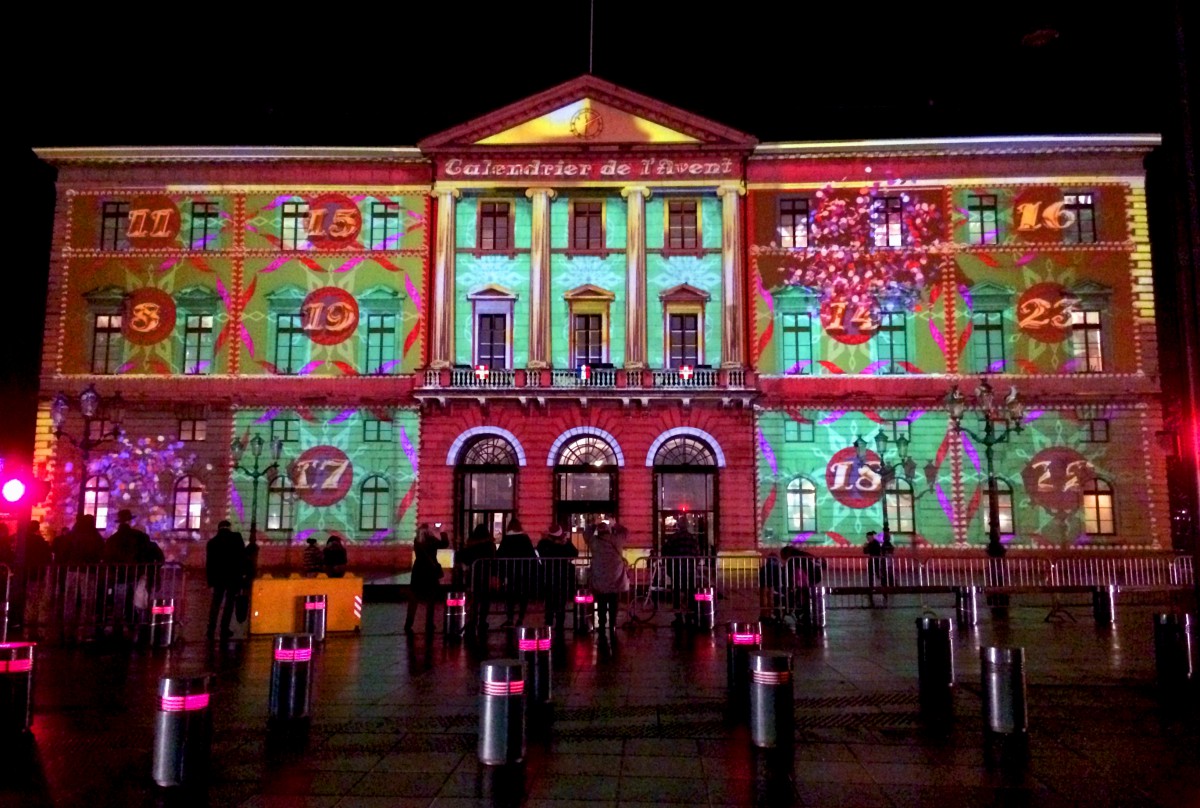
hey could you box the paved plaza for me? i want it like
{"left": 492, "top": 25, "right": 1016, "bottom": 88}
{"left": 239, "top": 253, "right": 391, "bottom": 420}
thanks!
{"left": 3, "top": 586, "right": 1199, "bottom": 808}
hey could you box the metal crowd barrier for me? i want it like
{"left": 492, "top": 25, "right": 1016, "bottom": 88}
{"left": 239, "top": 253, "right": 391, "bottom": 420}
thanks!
{"left": 465, "top": 558, "right": 584, "bottom": 621}
{"left": 1, "top": 563, "right": 11, "bottom": 643}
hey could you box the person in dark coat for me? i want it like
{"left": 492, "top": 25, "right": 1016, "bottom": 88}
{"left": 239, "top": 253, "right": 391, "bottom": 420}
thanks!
{"left": 104, "top": 509, "right": 147, "bottom": 564}
{"left": 23, "top": 521, "right": 52, "bottom": 571}
{"left": 496, "top": 517, "right": 536, "bottom": 627}
{"left": 302, "top": 537, "right": 324, "bottom": 576}
{"left": 60, "top": 514, "right": 104, "bottom": 565}
{"left": 405, "top": 523, "right": 448, "bottom": 634}
{"left": 456, "top": 524, "right": 496, "bottom": 637}
{"left": 863, "top": 531, "right": 883, "bottom": 607}
{"left": 206, "top": 520, "right": 245, "bottom": 640}
{"left": 536, "top": 523, "right": 578, "bottom": 631}
{"left": 0, "top": 524, "right": 13, "bottom": 566}
{"left": 662, "top": 523, "right": 700, "bottom": 626}
{"left": 323, "top": 535, "right": 348, "bottom": 578}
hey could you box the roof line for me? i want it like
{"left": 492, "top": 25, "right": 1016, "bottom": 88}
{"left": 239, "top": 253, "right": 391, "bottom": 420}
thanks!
{"left": 754, "top": 134, "right": 1161, "bottom": 154}
{"left": 34, "top": 146, "right": 427, "bottom": 164}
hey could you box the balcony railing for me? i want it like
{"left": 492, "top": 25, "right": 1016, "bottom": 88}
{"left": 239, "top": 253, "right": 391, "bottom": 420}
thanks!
{"left": 549, "top": 368, "right": 618, "bottom": 388}
{"left": 422, "top": 366, "right": 748, "bottom": 392}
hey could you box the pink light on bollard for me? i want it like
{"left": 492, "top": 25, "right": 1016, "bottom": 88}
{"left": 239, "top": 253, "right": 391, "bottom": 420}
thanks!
{"left": 159, "top": 694, "right": 211, "bottom": 712}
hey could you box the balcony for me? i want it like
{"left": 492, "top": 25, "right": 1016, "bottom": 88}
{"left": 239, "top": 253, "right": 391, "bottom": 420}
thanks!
{"left": 419, "top": 365, "right": 752, "bottom": 401}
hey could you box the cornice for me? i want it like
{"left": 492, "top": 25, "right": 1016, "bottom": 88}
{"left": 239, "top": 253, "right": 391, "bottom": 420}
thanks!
{"left": 34, "top": 146, "right": 428, "bottom": 165}
{"left": 752, "top": 135, "right": 1161, "bottom": 159}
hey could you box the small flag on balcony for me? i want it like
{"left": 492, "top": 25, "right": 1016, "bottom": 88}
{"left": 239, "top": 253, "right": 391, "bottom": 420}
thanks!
{"left": 679, "top": 365, "right": 695, "bottom": 381}
{"left": 577, "top": 364, "right": 591, "bottom": 381}
{"left": 474, "top": 365, "right": 490, "bottom": 381}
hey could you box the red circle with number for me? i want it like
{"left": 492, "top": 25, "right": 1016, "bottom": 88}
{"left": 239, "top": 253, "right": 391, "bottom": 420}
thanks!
{"left": 126, "top": 195, "right": 181, "bottom": 249}
{"left": 123, "top": 288, "right": 177, "bottom": 345}
{"left": 825, "top": 446, "right": 884, "bottom": 509}
{"left": 1016, "top": 283, "right": 1079, "bottom": 343}
{"left": 820, "top": 298, "right": 877, "bottom": 345}
{"left": 1020, "top": 447, "right": 1093, "bottom": 514}
{"left": 291, "top": 445, "right": 354, "bottom": 507}
{"left": 306, "top": 194, "right": 362, "bottom": 248}
{"left": 301, "top": 287, "right": 359, "bottom": 345}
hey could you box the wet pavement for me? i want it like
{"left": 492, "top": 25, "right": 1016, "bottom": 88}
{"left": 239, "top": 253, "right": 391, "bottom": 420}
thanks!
{"left": 2, "top": 585, "right": 1198, "bottom": 807}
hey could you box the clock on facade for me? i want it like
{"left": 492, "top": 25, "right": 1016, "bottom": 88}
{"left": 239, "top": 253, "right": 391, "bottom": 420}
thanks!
{"left": 570, "top": 109, "right": 604, "bottom": 140}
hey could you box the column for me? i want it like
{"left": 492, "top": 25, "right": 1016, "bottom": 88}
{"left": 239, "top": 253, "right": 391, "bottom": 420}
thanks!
{"left": 622, "top": 186, "right": 651, "bottom": 369}
{"left": 526, "top": 187, "right": 556, "bottom": 369}
{"left": 430, "top": 187, "right": 460, "bottom": 369}
{"left": 718, "top": 184, "right": 746, "bottom": 369}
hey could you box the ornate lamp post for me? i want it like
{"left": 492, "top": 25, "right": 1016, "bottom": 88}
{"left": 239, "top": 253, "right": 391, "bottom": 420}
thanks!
{"left": 946, "top": 380, "right": 1025, "bottom": 558}
{"left": 230, "top": 434, "right": 283, "bottom": 545}
{"left": 853, "top": 431, "right": 938, "bottom": 538}
{"left": 49, "top": 385, "right": 123, "bottom": 521}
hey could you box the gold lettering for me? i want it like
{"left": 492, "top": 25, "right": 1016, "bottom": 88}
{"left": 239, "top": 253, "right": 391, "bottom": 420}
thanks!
{"left": 130, "top": 302, "right": 161, "bottom": 333}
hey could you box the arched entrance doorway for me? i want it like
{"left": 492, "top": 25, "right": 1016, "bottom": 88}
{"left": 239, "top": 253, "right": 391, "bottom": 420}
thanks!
{"left": 554, "top": 435, "right": 619, "bottom": 554}
{"left": 456, "top": 434, "right": 519, "bottom": 545}
{"left": 653, "top": 435, "right": 718, "bottom": 555}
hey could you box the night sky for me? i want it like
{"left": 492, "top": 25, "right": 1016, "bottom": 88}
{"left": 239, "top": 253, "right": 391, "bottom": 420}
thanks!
{"left": 5, "top": 2, "right": 1190, "bottom": 473}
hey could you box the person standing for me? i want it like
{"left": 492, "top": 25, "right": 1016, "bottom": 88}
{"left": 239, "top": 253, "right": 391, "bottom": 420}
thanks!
{"left": 206, "top": 520, "right": 245, "bottom": 640}
{"left": 662, "top": 523, "right": 700, "bottom": 626}
{"left": 496, "top": 517, "right": 535, "bottom": 627}
{"left": 405, "top": 523, "right": 448, "bottom": 634}
{"left": 104, "top": 509, "right": 148, "bottom": 634}
{"left": 880, "top": 530, "right": 897, "bottom": 590}
{"left": 863, "top": 531, "right": 883, "bottom": 607}
{"left": 323, "top": 535, "right": 348, "bottom": 578}
{"left": 456, "top": 524, "right": 495, "bottom": 638}
{"left": 302, "top": 537, "right": 324, "bottom": 576}
{"left": 536, "top": 523, "right": 578, "bottom": 631}
{"left": 584, "top": 521, "right": 628, "bottom": 637}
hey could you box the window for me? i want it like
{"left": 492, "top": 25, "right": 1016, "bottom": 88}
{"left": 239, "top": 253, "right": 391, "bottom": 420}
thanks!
{"left": 190, "top": 202, "right": 220, "bottom": 250}
{"left": 476, "top": 313, "right": 508, "bottom": 369}
{"left": 571, "top": 201, "right": 604, "bottom": 250}
{"left": 667, "top": 313, "right": 699, "bottom": 368}
{"left": 1082, "top": 478, "right": 1116, "bottom": 535}
{"left": 100, "top": 201, "right": 130, "bottom": 251}
{"left": 266, "top": 476, "right": 295, "bottom": 531}
{"left": 280, "top": 202, "right": 310, "bottom": 251}
{"left": 872, "top": 196, "right": 904, "bottom": 247}
{"left": 653, "top": 435, "right": 717, "bottom": 555}
{"left": 363, "top": 419, "right": 392, "bottom": 443}
{"left": 779, "top": 198, "right": 809, "bottom": 249}
{"left": 458, "top": 436, "right": 518, "bottom": 542}
{"left": 179, "top": 418, "right": 207, "bottom": 442}
{"left": 1083, "top": 418, "right": 1109, "bottom": 443}
{"left": 1070, "top": 310, "right": 1104, "bottom": 372}
{"left": 881, "top": 419, "right": 911, "bottom": 442}
{"left": 972, "top": 311, "right": 1006, "bottom": 373}
{"left": 172, "top": 476, "right": 205, "bottom": 531}
{"left": 966, "top": 194, "right": 999, "bottom": 245}
{"left": 92, "top": 313, "right": 124, "bottom": 374}
{"left": 273, "top": 313, "right": 306, "bottom": 374}
{"left": 666, "top": 200, "right": 699, "bottom": 250}
{"left": 271, "top": 418, "right": 300, "bottom": 443}
{"left": 983, "top": 479, "right": 1015, "bottom": 537}
{"left": 83, "top": 475, "right": 111, "bottom": 529}
{"left": 884, "top": 478, "right": 915, "bottom": 533}
{"left": 369, "top": 201, "right": 400, "bottom": 250}
{"left": 364, "top": 313, "right": 397, "bottom": 374}
{"left": 784, "top": 420, "right": 815, "bottom": 443}
{"left": 572, "top": 314, "right": 603, "bottom": 368}
{"left": 781, "top": 311, "right": 814, "bottom": 374}
{"left": 182, "top": 314, "right": 214, "bottom": 375}
{"left": 86, "top": 419, "right": 116, "bottom": 442}
{"left": 1062, "top": 193, "right": 1097, "bottom": 244}
{"left": 874, "top": 311, "right": 908, "bottom": 374}
{"left": 786, "top": 478, "right": 818, "bottom": 533}
{"left": 360, "top": 475, "right": 391, "bottom": 532}
{"left": 479, "top": 202, "right": 511, "bottom": 251}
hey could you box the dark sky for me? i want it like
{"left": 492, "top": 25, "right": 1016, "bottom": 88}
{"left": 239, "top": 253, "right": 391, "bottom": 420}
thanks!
{"left": 5, "top": 2, "right": 1188, "bottom": 470}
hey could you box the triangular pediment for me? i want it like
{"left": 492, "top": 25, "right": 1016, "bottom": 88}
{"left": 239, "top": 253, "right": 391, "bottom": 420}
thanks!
{"left": 659, "top": 283, "right": 711, "bottom": 303}
{"left": 563, "top": 283, "right": 616, "bottom": 302}
{"left": 467, "top": 284, "right": 518, "bottom": 301}
{"left": 420, "top": 76, "right": 756, "bottom": 151}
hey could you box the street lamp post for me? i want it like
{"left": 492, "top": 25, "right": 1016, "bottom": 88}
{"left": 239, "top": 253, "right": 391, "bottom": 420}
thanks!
{"left": 946, "top": 380, "right": 1025, "bottom": 558}
{"left": 230, "top": 434, "right": 283, "bottom": 545}
{"left": 49, "top": 385, "right": 123, "bottom": 522}
{"left": 853, "top": 431, "right": 938, "bottom": 539}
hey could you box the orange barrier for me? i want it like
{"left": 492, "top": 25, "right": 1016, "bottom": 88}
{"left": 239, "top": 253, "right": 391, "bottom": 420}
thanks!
{"left": 249, "top": 573, "right": 363, "bottom": 634}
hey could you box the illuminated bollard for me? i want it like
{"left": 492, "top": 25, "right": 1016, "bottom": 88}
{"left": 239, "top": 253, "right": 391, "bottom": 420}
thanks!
{"left": 152, "top": 674, "right": 212, "bottom": 788}
{"left": 749, "top": 650, "right": 794, "bottom": 748}
{"left": 981, "top": 647, "right": 1027, "bottom": 736}
{"left": 0, "top": 600, "right": 8, "bottom": 643}
{"left": 917, "top": 617, "right": 954, "bottom": 719}
{"left": 809, "top": 586, "right": 827, "bottom": 628}
{"left": 694, "top": 588, "right": 716, "bottom": 632}
{"left": 1154, "top": 613, "right": 1194, "bottom": 690}
{"left": 727, "top": 622, "right": 762, "bottom": 704}
{"left": 955, "top": 586, "right": 979, "bottom": 628}
{"left": 573, "top": 590, "right": 595, "bottom": 634}
{"left": 513, "top": 626, "right": 552, "bottom": 710}
{"left": 269, "top": 634, "right": 314, "bottom": 724}
{"left": 303, "top": 594, "right": 327, "bottom": 642}
{"left": 0, "top": 642, "right": 35, "bottom": 735}
{"left": 444, "top": 592, "right": 467, "bottom": 641}
{"left": 149, "top": 598, "right": 176, "bottom": 649}
{"left": 1092, "top": 585, "right": 1117, "bottom": 626}
{"left": 478, "top": 659, "right": 526, "bottom": 766}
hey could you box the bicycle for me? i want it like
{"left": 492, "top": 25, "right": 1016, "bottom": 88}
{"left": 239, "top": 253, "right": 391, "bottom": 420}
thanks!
{"left": 627, "top": 556, "right": 668, "bottom": 624}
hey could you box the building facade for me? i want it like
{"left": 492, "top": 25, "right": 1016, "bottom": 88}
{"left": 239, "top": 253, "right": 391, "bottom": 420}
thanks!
{"left": 32, "top": 77, "right": 1169, "bottom": 562}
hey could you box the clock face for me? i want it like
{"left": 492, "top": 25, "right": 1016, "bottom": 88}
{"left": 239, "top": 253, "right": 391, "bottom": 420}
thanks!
{"left": 570, "top": 109, "right": 604, "bottom": 140}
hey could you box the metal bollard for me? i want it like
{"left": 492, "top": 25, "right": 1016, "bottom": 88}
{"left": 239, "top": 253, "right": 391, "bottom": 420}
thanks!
{"left": 444, "top": 592, "right": 467, "bottom": 640}
{"left": 269, "top": 634, "right": 314, "bottom": 724}
{"left": 0, "top": 601, "right": 8, "bottom": 643}
{"left": 1092, "top": 585, "right": 1117, "bottom": 626}
{"left": 573, "top": 590, "right": 595, "bottom": 634}
{"left": 152, "top": 673, "right": 213, "bottom": 787}
{"left": 1153, "top": 613, "right": 1195, "bottom": 689}
{"left": 727, "top": 622, "right": 762, "bottom": 702}
{"left": 809, "top": 586, "right": 827, "bottom": 628}
{"left": 149, "top": 598, "right": 176, "bottom": 649}
{"left": 513, "top": 626, "right": 552, "bottom": 710}
{"left": 694, "top": 588, "right": 716, "bottom": 631}
{"left": 478, "top": 659, "right": 526, "bottom": 766}
{"left": 303, "top": 594, "right": 327, "bottom": 642}
{"left": 916, "top": 617, "right": 954, "bottom": 717}
{"left": 0, "top": 642, "right": 35, "bottom": 735}
{"left": 749, "top": 650, "right": 794, "bottom": 748}
{"left": 955, "top": 586, "right": 978, "bottom": 628}
{"left": 981, "top": 647, "right": 1027, "bottom": 736}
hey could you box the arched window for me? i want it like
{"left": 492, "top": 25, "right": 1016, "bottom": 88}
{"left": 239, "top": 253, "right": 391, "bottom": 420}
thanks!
{"left": 884, "top": 478, "right": 915, "bottom": 534}
{"left": 266, "top": 475, "right": 295, "bottom": 531}
{"left": 786, "top": 478, "right": 818, "bottom": 533}
{"left": 458, "top": 435, "right": 519, "bottom": 543}
{"left": 84, "top": 475, "right": 111, "bottom": 529}
{"left": 555, "top": 435, "right": 619, "bottom": 553}
{"left": 983, "top": 479, "right": 1015, "bottom": 537}
{"left": 172, "top": 476, "right": 205, "bottom": 531}
{"left": 654, "top": 436, "right": 717, "bottom": 554}
{"left": 1082, "top": 478, "right": 1116, "bottom": 535}
{"left": 360, "top": 475, "right": 391, "bottom": 532}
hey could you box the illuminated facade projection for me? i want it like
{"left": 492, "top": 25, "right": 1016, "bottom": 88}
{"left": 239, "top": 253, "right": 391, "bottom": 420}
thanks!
{"left": 33, "top": 76, "right": 1169, "bottom": 562}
